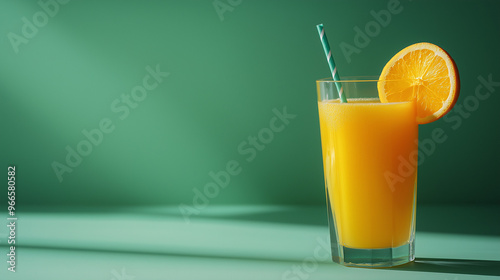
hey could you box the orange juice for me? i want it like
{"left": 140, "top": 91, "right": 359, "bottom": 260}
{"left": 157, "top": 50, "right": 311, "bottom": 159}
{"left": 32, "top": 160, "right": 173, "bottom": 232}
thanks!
{"left": 318, "top": 98, "right": 418, "bottom": 249}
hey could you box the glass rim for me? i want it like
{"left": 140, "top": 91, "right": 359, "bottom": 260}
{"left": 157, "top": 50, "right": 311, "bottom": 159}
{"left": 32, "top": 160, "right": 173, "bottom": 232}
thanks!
{"left": 317, "top": 76, "right": 414, "bottom": 83}
{"left": 317, "top": 76, "right": 380, "bottom": 83}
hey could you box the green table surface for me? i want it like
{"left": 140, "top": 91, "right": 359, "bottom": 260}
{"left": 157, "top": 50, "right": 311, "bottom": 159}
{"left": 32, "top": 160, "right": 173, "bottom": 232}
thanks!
{"left": 1, "top": 204, "right": 499, "bottom": 280}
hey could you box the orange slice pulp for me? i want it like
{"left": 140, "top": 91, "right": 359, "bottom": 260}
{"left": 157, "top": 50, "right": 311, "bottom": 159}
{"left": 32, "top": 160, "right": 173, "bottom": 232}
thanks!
{"left": 378, "top": 42, "right": 460, "bottom": 124}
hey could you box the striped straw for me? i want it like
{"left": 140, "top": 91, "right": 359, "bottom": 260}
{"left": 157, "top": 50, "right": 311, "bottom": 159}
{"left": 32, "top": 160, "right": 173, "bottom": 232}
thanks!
{"left": 316, "top": 24, "right": 347, "bottom": 103}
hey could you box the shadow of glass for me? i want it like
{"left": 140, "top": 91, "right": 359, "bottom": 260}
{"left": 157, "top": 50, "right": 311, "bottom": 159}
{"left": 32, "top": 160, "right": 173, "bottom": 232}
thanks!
{"left": 390, "top": 257, "right": 500, "bottom": 276}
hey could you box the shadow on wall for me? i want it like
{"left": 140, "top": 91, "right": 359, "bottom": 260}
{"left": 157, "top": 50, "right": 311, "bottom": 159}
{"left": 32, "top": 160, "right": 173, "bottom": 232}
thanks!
{"left": 24, "top": 203, "right": 499, "bottom": 236}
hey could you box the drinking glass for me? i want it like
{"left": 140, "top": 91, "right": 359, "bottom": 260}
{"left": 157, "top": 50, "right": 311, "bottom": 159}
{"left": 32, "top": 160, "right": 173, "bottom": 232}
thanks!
{"left": 316, "top": 77, "right": 418, "bottom": 267}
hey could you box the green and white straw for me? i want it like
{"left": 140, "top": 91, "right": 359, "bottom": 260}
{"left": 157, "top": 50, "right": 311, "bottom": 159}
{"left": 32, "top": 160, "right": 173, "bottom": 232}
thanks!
{"left": 316, "top": 24, "right": 347, "bottom": 103}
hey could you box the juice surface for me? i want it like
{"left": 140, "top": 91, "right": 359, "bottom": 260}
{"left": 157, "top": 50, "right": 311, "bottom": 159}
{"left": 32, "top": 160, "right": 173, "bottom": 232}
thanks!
{"left": 318, "top": 98, "right": 418, "bottom": 249}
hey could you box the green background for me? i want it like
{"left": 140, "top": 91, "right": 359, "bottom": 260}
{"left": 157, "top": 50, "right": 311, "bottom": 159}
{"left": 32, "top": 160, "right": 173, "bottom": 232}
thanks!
{"left": 1, "top": 0, "right": 499, "bottom": 207}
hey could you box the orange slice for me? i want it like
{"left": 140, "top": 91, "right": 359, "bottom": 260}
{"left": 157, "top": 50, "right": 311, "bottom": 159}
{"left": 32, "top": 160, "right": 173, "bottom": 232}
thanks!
{"left": 378, "top": 42, "right": 460, "bottom": 124}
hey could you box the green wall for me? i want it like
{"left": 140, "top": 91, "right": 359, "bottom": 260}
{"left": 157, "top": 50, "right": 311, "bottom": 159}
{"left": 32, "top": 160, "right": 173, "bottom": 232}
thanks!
{"left": 1, "top": 0, "right": 499, "bottom": 207}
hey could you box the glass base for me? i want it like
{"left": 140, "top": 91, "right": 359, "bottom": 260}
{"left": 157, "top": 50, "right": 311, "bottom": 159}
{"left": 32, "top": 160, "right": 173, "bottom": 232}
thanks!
{"left": 332, "top": 240, "right": 415, "bottom": 268}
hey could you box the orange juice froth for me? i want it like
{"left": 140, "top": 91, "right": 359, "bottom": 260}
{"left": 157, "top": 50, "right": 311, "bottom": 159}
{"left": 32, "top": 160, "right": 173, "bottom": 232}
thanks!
{"left": 318, "top": 98, "right": 418, "bottom": 249}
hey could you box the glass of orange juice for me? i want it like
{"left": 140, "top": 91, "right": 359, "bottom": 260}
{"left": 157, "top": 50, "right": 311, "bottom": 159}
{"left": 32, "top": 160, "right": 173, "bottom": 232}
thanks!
{"left": 316, "top": 77, "right": 418, "bottom": 267}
